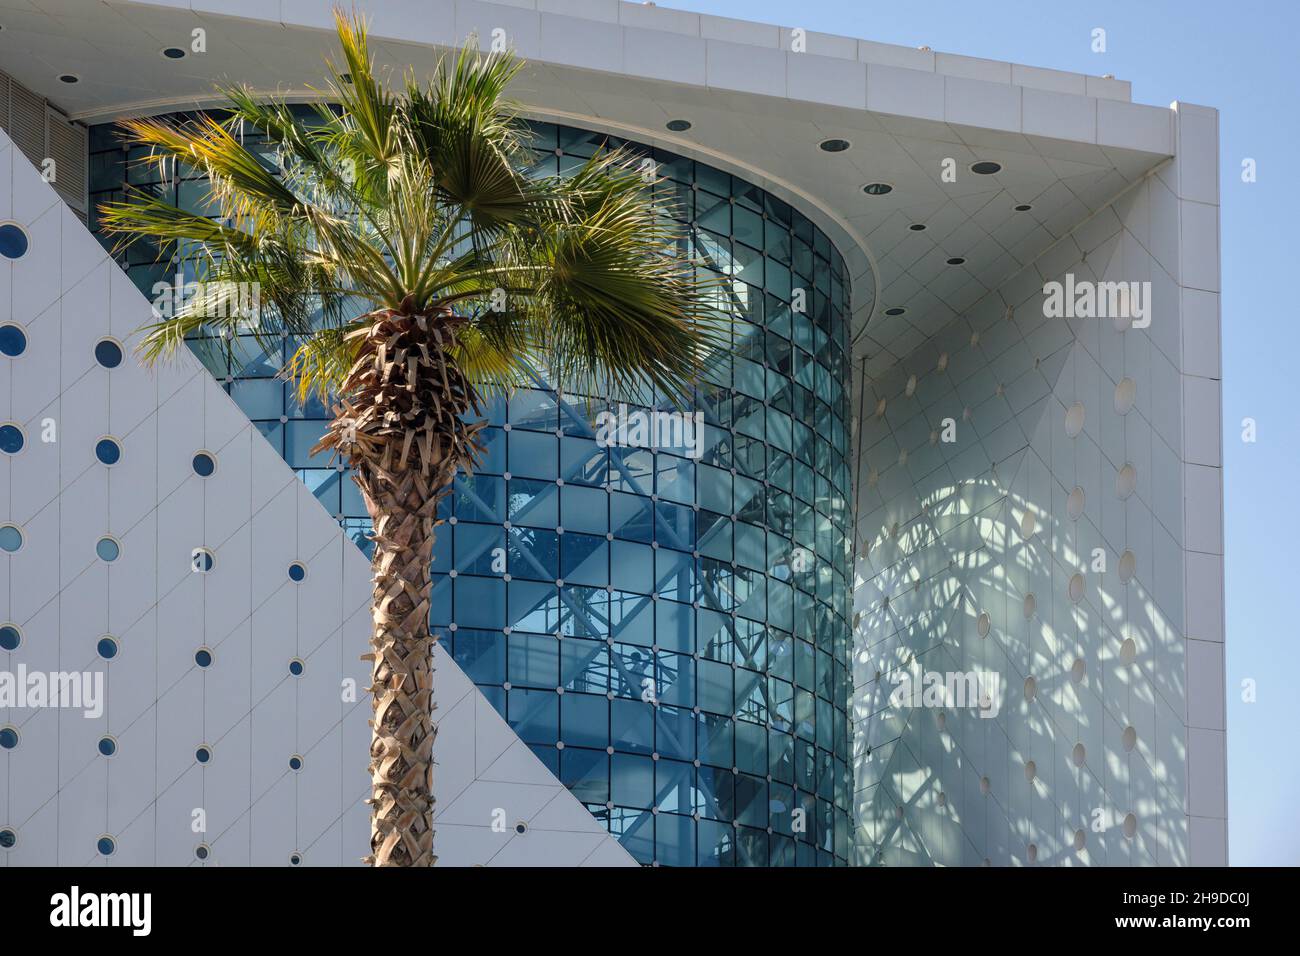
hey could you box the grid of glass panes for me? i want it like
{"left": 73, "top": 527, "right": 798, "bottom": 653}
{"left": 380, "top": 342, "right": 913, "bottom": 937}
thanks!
{"left": 89, "top": 114, "right": 858, "bottom": 866}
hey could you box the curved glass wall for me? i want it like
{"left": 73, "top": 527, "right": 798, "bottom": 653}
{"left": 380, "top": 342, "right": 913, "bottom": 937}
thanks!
{"left": 90, "top": 115, "right": 856, "bottom": 866}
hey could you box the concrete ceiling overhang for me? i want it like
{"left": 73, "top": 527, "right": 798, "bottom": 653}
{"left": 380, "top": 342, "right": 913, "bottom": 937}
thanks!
{"left": 0, "top": 0, "right": 1176, "bottom": 368}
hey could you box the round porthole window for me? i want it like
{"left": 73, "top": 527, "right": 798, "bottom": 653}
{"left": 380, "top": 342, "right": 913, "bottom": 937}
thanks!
{"left": 288, "top": 562, "right": 306, "bottom": 582}
{"left": 1114, "top": 377, "right": 1136, "bottom": 415}
{"left": 0, "top": 625, "right": 19, "bottom": 651}
{"left": 195, "top": 647, "right": 213, "bottom": 668}
{"left": 1073, "top": 829, "right": 1087, "bottom": 851}
{"left": 1023, "top": 593, "right": 1036, "bottom": 618}
{"left": 0, "top": 423, "right": 25, "bottom": 455}
{"left": 94, "top": 338, "right": 123, "bottom": 369}
{"left": 1072, "top": 743, "right": 1087, "bottom": 767}
{"left": 96, "top": 636, "right": 119, "bottom": 659}
{"left": 1064, "top": 402, "right": 1086, "bottom": 438}
{"left": 1122, "top": 812, "right": 1138, "bottom": 839}
{"left": 1067, "top": 486, "right": 1085, "bottom": 520}
{"left": 96, "top": 537, "right": 120, "bottom": 562}
{"left": 0, "top": 828, "right": 17, "bottom": 849}
{"left": 1068, "top": 572, "right": 1085, "bottom": 603}
{"left": 0, "top": 726, "right": 18, "bottom": 750}
{"left": 192, "top": 452, "right": 216, "bottom": 477}
{"left": 0, "top": 223, "right": 29, "bottom": 260}
{"left": 1116, "top": 463, "right": 1137, "bottom": 500}
{"left": 1118, "top": 549, "right": 1137, "bottom": 583}
{"left": 96, "top": 835, "right": 116, "bottom": 856}
{"left": 0, "top": 524, "right": 22, "bottom": 553}
{"left": 97, "top": 736, "right": 117, "bottom": 757}
{"left": 288, "top": 658, "right": 305, "bottom": 677}
{"left": 977, "top": 611, "right": 991, "bottom": 638}
{"left": 195, "top": 843, "right": 211, "bottom": 861}
{"left": 95, "top": 437, "right": 122, "bottom": 466}
{"left": 1122, "top": 726, "right": 1138, "bottom": 752}
{"left": 0, "top": 324, "right": 26, "bottom": 357}
{"left": 289, "top": 754, "right": 304, "bottom": 771}
{"left": 191, "top": 548, "right": 215, "bottom": 573}
{"left": 195, "top": 745, "right": 213, "bottom": 764}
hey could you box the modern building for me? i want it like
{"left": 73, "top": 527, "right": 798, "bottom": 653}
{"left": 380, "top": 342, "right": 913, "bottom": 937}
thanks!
{"left": 0, "top": 0, "right": 1225, "bottom": 866}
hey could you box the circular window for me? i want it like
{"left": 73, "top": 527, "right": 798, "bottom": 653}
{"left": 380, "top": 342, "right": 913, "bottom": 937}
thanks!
{"left": 195, "top": 745, "right": 213, "bottom": 764}
{"left": 976, "top": 611, "right": 991, "bottom": 638}
{"left": 194, "top": 647, "right": 213, "bottom": 668}
{"left": 1019, "top": 511, "right": 1036, "bottom": 539}
{"left": 0, "top": 828, "right": 16, "bottom": 849}
{"left": 1116, "top": 463, "right": 1137, "bottom": 500}
{"left": 97, "top": 736, "right": 117, "bottom": 757}
{"left": 1118, "top": 549, "right": 1137, "bottom": 583}
{"left": 162, "top": 47, "right": 187, "bottom": 59}
{"left": 665, "top": 119, "right": 692, "bottom": 132}
{"left": 1072, "top": 742, "right": 1086, "bottom": 767}
{"left": 0, "top": 726, "right": 18, "bottom": 750}
{"left": 0, "top": 324, "right": 27, "bottom": 357}
{"left": 970, "top": 161, "right": 1002, "bottom": 175}
{"left": 96, "top": 636, "right": 119, "bottom": 659}
{"left": 192, "top": 452, "right": 216, "bottom": 477}
{"left": 1026, "top": 843, "right": 1038, "bottom": 863}
{"left": 0, "top": 423, "right": 25, "bottom": 454}
{"left": 818, "top": 138, "right": 850, "bottom": 153}
{"left": 1067, "top": 486, "right": 1085, "bottom": 520}
{"left": 96, "top": 537, "right": 120, "bottom": 562}
{"left": 862, "top": 182, "right": 893, "bottom": 196}
{"left": 195, "top": 843, "right": 211, "bottom": 861}
{"left": 1122, "top": 812, "right": 1138, "bottom": 839}
{"left": 191, "top": 548, "right": 215, "bottom": 573}
{"left": 0, "top": 625, "right": 19, "bottom": 651}
{"left": 1114, "top": 377, "right": 1136, "bottom": 415}
{"left": 979, "top": 776, "right": 990, "bottom": 796}
{"left": 1064, "top": 402, "right": 1086, "bottom": 438}
{"left": 96, "top": 835, "right": 116, "bottom": 856}
{"left": 288, "top": 562, "right": 306, "bottom": 582}
{"left": 94, "top": 338, "right": 123, "bottom": 368}
{"left": 1071, "top": 657, "right": 1086, "bottom": 683}
{"left": 1023, "top": 593, "right": 1036, "bottom": 619}
{"left": 0, "top": 223, "right": 29, "bottom": 260}
{"left": 288, "top": 754, "right": 303, "bottom": 771}
{"left": 945, "top": 256, "right": 966, "bottom": 266}
{"left": 288, "top": 658, "right": 305, "bottom": 677}
{"left": 94, "top": 437, "right": 121, "bottom": 465}
{"left": 1024, "top": 676, "right": 1037, "bottom": 701}
{"left": 1068, "top": 572, "right": 1085, "bottom": 603}
{"left": 1073, "top": 829, "right": 1087, "bottom": 851}
{"left": 289, "top": 851, "right": 303, "bottom": 865}
{"left": 1024, "top": 760, "right": 1036, "bottom": 782}
{"left": 0, "top": 524, "right": 22, "bottom": 553}
{"left": 1122, "top": 725, "right": 1137, "bottom": 752}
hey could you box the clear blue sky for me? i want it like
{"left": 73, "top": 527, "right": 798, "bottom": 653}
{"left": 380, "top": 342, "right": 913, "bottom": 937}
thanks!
{"left": 667, "top": 0, "right": 1294, "bottom": 865}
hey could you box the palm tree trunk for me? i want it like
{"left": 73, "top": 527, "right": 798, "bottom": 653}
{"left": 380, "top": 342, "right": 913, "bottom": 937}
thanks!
{"left": 318, "top": 308, "right": 482, "bottom": 867}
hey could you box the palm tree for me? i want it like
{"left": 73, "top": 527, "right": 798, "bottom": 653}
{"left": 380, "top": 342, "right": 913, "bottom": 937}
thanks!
{"left": 100, "top": 11, "right": 720, "bottom": 866}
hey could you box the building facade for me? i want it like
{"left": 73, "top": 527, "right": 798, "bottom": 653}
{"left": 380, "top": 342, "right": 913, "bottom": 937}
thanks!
{"left": 0, "top": 0, "right": 1225, "bottom": 866}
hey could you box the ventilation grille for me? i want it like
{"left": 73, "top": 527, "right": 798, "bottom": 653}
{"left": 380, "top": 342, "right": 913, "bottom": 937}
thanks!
{"left": 1, "top": 69, "right": 89, "bottom": 222}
